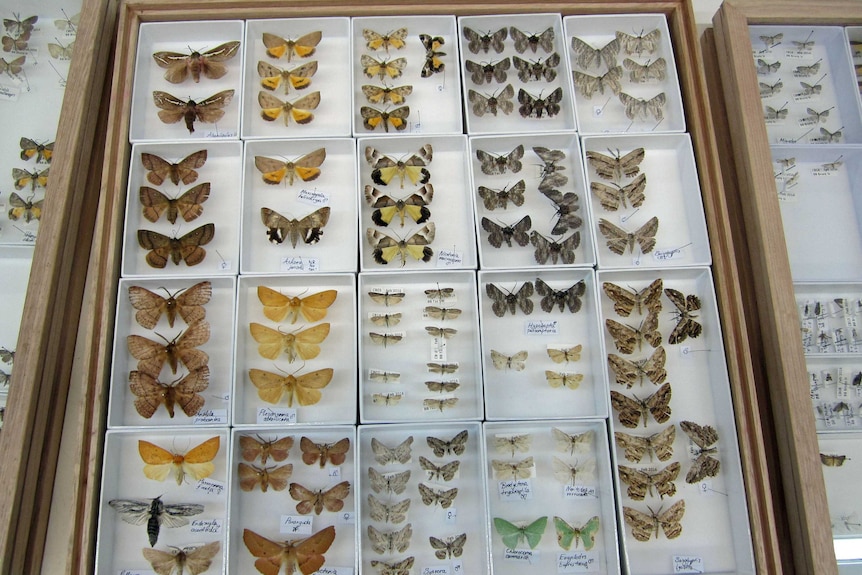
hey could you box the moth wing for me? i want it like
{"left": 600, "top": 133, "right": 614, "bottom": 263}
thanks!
{"left": 623, "top": 506, "right": 655, "bottom": 541}
{"left": 288, "top": 91, "right": 321, "bottom": 124}
{"left": 152, "top": 50, "right": 191, "bottom": 83}
{"left": 108, "top": 499, "right": 153, "bottom": 525}
{"left": 610, "top": 391, "right": 642, "bottom": 428}
{"left": 606, "top": 319, "right": 638, "bottom": 355}
{"left": 607, "top": 354, "right": 638, "bottom": 388}
{"left": 645, "top": 383, "right": 672, "bottom": 424}
{"left": 658, "top": 500, "right": 686, "bottom": 539}
{"left": 128, "top": 285, "right": 168, "bottom": 329}
{"left": 138, "top": 440, "right": 176, "bottom": 482}
{"left": 679, "top": 420, "right": 719, "bottom": 449}
{"left": 618, "top": 465, "right": 650, "bottom": 499}
{"left": 174, "top": 182, "right": 211, "bottom": 223}
{"left": 249, "top": 368, "right": 291, "bottom": 404}
{"left": 686, "top": 453, "right": 721, "bottom": 483}
{"left": 651, "top": 425, "right": 677, "bottom": 461}
{"left": 293, "top": 323, "right": 331, "bottom": 361}
{"left": 633, "top": 216, "right": 659, "bottom": 254}
{"left": 249, "top": 322, "right": 287, "bottom": 360}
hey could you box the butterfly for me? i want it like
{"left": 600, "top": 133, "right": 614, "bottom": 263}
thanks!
{"left": 425, "top": 326, "right": 457, "bottom": 339}
{"left": 610, "top": 382, "right": 672, "bottom": 428}
{"left": 586, "top": 148, "right": 645, "bottom": 181}
{"left": 238, "top": 462, "right": 293, "bottom": 492}
{"left": 127, "top": 319, "right": 210, "bottom": 376}
{"left": 759, "top": 33, "right": 782, "bottom": 49}
{"left": 258, "top": 91, "right": 320, "bottom": 125}
{"left": 665, "top": 288, "right": 703, "bottom": 344}
{"left": 3, "top": 14, "right": 37, "bottom": 37}
{"left": 468, "top": 84, "right": 515, "bottom": 117}
{"left": 532, "top": 147, "right": 568, "bottom": 190}
{"left": 493, "top": 516, "right": 548, "bottom": 549}
{"left": 463, "top": 27, "right": 507, "bottom": 54}
{"left": 623, "top": 500, "right": 685, "bottom": 541}
{"left": 608, "top": 346, "right": 667, "bottom": 388}
{"left": 429, "top": 533, "right": 466, "bottom": 560}
{"left": 372, "top": 436, "right": 413, "bottom": 465}
{"left": 239, "top": 435, "right": 294, "bottom": 464}
{"left": 19, "top": 138, "right": 53, "bottom": 163}
{"left": 476, "top": 145, "right": 524, "bottom": 175}
{"left": 7, "top": 193, "right": 42, "bottom": 222}
{"left": 242, "top": 525, "right": 335, "bottom": 575}
{"left": 128, "top": 366, "right": 209, "bottom": 419}
{"left": 423, "top": 397, "right": 459, "bottom": 412}
{"left": 300, "top": 436, "right": 350, "bottom": 467}
{"left": 818, "top": 127, "right": 843, "bottom": 143}
{"left": 552, "top": 456, "right": 596, "bottom": 485}
{"left": 418, "top": 483, "right": 458, "bottom": 507}
{"left": 419, "top": 456, "right": 460, "bottom": 481}
{"left": 806, "top": 106, "right": 833, "bottom": 123}
{"left": 518, "top": 87, "right": 563, "bottom": 118}
{"left": 262, "top": 30, "right": 322, "bottom": 61}
{"left": 571, "top": 36, "right": 619, "bottom": 69}
{"left": 257, "top": 60, "right": 318, "bottom": 94}
{"left": 260, "top": 206, "right": 330, "bottom": 247}
{"left": 492, "top": 457, "right": 534, "bottom": 480}
{"left": 152, "top": 90, "right": 234, "bottom": 133}
{"left": 361, "top": 106, "right": 410, "bottom": 132}
{"left": 530, "top": 231, "right": 580, "bottom": 265}
{"left": 141, "top": 150, "right": 207, "bottom": 186}
{"left": 362, "top": 84, "right": 413, "bottom": 105}
{"left": 598, "top": 216, "right": 659, "bottom": 256}
{"left": 54, "top": 11, "right": 80, "bottom": 34}
{"left": 368, "top": 290, "right": 405, "bottom": 306}
{"left": 606, "top": 312, "right": 661, "bottom": 355}
{"left": 481, "top": 216, "right": 531, "bottom": 248}
{"left": 368, "top": 467, "right": 411, "bottom": 494}
{"left": 368, "top": 495, "right": 411, "bottom": 524}
{"left": 139, "top": 183, "right": 210, "bottom": 224}
{"left": 513, "top": 52, "right": 560, "bottom": 82}
{"left": 820, "top": 453, "right": 849, "bottom": 467}
{"left": 491, "top": 350, "right": 528, "bottom": 371}
{"left": 591, "top": 173, "right": 647, "bottom": 212}
{"left": 617, "top": 29, "right": 661, "bottom": 55}
{"left": 0, "top": 55, "right": 25, "bottom": 76}
{"left": 547, "top": 345, "right": 582, "bottom": 364}
{"left": 426, "top": 429, "right": 468, "bottom": 457}
{"left": 368, "top": 524, "right": 413, "bottom": 554}
{"left": 1, "top": 29, "right": 29, "bottom": 52}
{"left": 477, "top": 180, "right": 525, "bottom": 211}
{"left": 367, "top": 224, "right": 436, "bottom": 266}
{"left": 619, "top": 92, "right": 666, "bottom": 121}
{"left": 427, "top": 362, "right": 459, "bottom": 374}
{"left": 756, "top": 58, "right": 781, "bottom": 75}
{"left": 465, "top": 58, "right": 510, "bottom": 84}
{"left": 419, "top": 34, "right": 446, "bottom": 77}
{"left": 142, "top": 541, "right": 220, "bottom": 575}
{"left": 371, "top": 557, "right": 415, "bottom": 575}
{"left": 12, "top": 167, "right": 49, "bottom": 190}
{"left": 615, "top": 425, "right": 676, "bottom": 463}
{"left": 138, "top": 436, "right": 220, "bottom": 485}
{"left": 424, "top": 306, "right": 461, "bottom": 321}
{"left": 249, "top": 322, "right": 330, "bottom": 363}
{"left": 618, "top": 461, "right": 680, "bottom": 500}
{"left": 361, "top": 54, "right": 408, "bottom": 80}
{"left": 108, "top": 496, "right": 204, "bottom": 546}
{"left": 370, "top": 313, "right": 402, "bottom": 328}
{"left": 680, "top": 420, "right": 721, "bottom": 483}
{"left": 363, "top": 28, "right": 408, "bottom": 52}
{"left": 551, "top": 428, "right": 593, "bottom": 455}
{"left": 540, "top": 188, "right": 582, "bottom": 234}
{"left": 289, "top": 480, "right": 351, "bottom": 515}
{"left": 254, "top": 148, "right": 326, "bottom": 186}
{"left": 248, "top": 367, "right": 333, "bottom": 406}
{"left": 486, "top": 282, "right": 534, "bottom": 316}
{"left": 602, "top": 279, "right": 662, "bottom": 317}
{"left": 535, "top": 278, "right": 584, "bottom": 314}
{"left": 623, "top": 57, "right": 666, "bottom": 82}
{"left": 137, "top": 224, "right": 215, "bottom": 268}
{"left": 365, "top": 145, "right": 433, "bottom": 188}
{"left": 510, "top": 26, "right": 554, "bottom": 53}
{"left": 758, "top": 80, "right": 783, "bottom": 97}
{"left": 764, "top": 104, "right": 788, "bottom": 120}
{"left": 554, "top": 516, "right": 600, "bottom": 551}
{"left": 128, "top": 279, "right": 210, "bottom": 330}
{"left": 572, "top": 66, "right": 623, "bottom": 98}
{"left": 257, "top": 286, "right": 337, "bottom": 324}
{"left": 152, "top": 41, "right": 240, "bottom": 84}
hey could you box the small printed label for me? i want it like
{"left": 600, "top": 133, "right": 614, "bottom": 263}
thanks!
{"left": 564, "top": 484, "right": 597, "bottom": 499}
{"left": 792, "top": 92, "right": 817, "bottom": 103}
{"left": 673, "top": 555, "right": 705, "bottom": 573}
{"left": 193, "top": 409, "right": 227, "bottom": 425}
{"left": 498, "top": 479, "right": 533, "bottom": 501}
{"left": 436, "top": 249, "right": 463, "bottom": 267}
{"left": 443, "top": 506, "right": 457, "bottom": 524}
{"left": 558, "top": 551, "right": 599, "bottom": 572}
{"left": 504, "top": 548, "right": 539, "bottom": 563}
{"left": 19, "top": 229, "right": 37, "bottom": 243}
{"left": 430, "top": 337, "right": 447, "bottom": 361}
{"left": 328, "top": 466, "right": 342, "bottom": 481}
{"left": 0, "top": 84, "right": 20, "bottom": 101}
{"left": 280, "top": 515, "right": 313, "bottom": 535}
{"left": 257, "top": 407, "right": 297, "bottom": 424}
{"left": 783, "top": 49, "right": 811, "bottom": 59}
{"left": 811, "top": 166, "right": 840, "bottom": 177}
{"left": 680, "top": 346, "right": 693, "bottom": 358}
{"left": 525, "top": 320, "right": 559, "bottom": 336}
{"left": 315, "top": 567, "right": 353, "bottom": 575}
{"left": 195, "top": 478, "right": 225, "bottom": 497}
{"left": 337, "top": 511, "right": 355, "bottom": 524}
{"left": 412, "top": 121, "right": 422, "bottom": 133}
{"left": 297, "top": 188, "right": 330, "bottom": 206}
{"left": 280, "top": 256, "right": 320, "bottom": 272}
{"left": 421, "top": 566, "right": 451, "bottom": 575}
{"left": 189, "top": 518, "right": 223, "bottom": 534}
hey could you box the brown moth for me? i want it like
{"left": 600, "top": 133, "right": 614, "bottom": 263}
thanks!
{"left": 300, "top": 436, "right": 350, "bottom": 468}
{"left": 152, "top": 90, "right": 234, "bottom": 134}
{"left": 535, "top": 278, "right": 585, "bottom": 313}
{"left": 128, "top": 366, "right": 209, "bottom": 419}
{"left": 665, "top": 288, "right": 703, "bottom": 344}
{"left": 618, "top": 91, "right": 666, "bottom": 121}
{"left": 602, "top": 279, "right": 662, "bottom": 317}
{"left": 128, "top": 281, "right": 212, "bottom": 329}
{"left": 142, "top": 541, "right": 220, "bottom": 575}
{"left": 573, "top": 66, "right": 622, "bottom": 98}
{"left": 424, "top": 381, "right": 460, "bottom": 394}
{"left": 429, "top": 533, "right": 467, "bottom": 560}
{"left": 591, "top": 173, "right": 647, "bottom": 212}
{"left": 139, "top": 183, "right": 210, "bottom": 224}
{"left": 262, "top": 30, "right": 322, "bottom": 61}
{"left": 258, "top": 90, "right": 320, "bottom": 125}
{"left": 614, "top": 425, "right": 676, "bottom": 463}
{"left": 618, "top": 461, "right": 680, "bottom": 500}
{"left": 423, "top": 398, "right": 459, "bottom": 412}
{"left": 623, "top": 57, "right": 667, "bottom": 82}
{"left": 137, "top": 224, "right": 215, "bottom": 268}
{"left": 571, "top": 36, "right": 619, "bottom": 69}
{"left": 418, "top": 483, "right": 458, "bottom": 508}
{"left": 610, "top": 382, "right": 672, "bottom": 428}
{"left": 598, "top": 216, "right": 659, "bottom": 255}
{"left": 419, "top": 456, "right": 460, "bottom": 482}
{"left": 289, "top": 480, "right": 351, "bottom": 515}
{"left": 368, "top": 524, "right": 413, "bottom": 554}
{"left": 616, "top": 29, "right": 661, "bottom": 55}
{"left": 623, "top": 500, "right": 685, "bottom": 541}
{"left": 237, "top": 462, "right": 293, "bottom": 492}
{"left": 152, "top": 41, "right": 241, "bottom": 83}
{"left": 482, "top": 216, "right": 532, "bottom": 248}
{"left": 260, "top": 206, "right": 330, "bottom": 247}
{"left": 127, "top": 320, "right": 210, "bottom": 376}
{"left": 258, "top": 60, "right": 318, "bottom": 94}
{"left": 427, "top": 429, "right": 469, "bottom": 457}
{"left": 486, "top": 282, "right": 534, "bottom": 316}
{"left": 586, "top": 148, "right": 645, "bottom": 182}
{"left": 680, "top": 420, "right": 720, "bottom": 483}
{"left": 239, "top": 435, "right": 294, "bottom": 464}
{"left": 607, "top": 345, "right": 667, "bottom": 388}
{"left": 141, "top": 150, "right": 207, "bottom": 186}
{"left": 606, "top": 312, "right": 661, "bottom": 355}
{"left": 367, "top": 495, "right": 411, "bottom": 524}
{"left": 530, "top": 231, "right": 580, "bottom": 265}
{"left": 491, "top": 457, "right": 534, "bottom": 480}
{"left": 370, "top": 557, "right": 415, "bottom": 575}
{"left": 255, "top": 148, "right": 326, "bottom": 186}
{"left": 821, "top": 453, "right": 850, "bottom": 467}
{"left": 368, "top": 467, "right": 411, "bottom": 494}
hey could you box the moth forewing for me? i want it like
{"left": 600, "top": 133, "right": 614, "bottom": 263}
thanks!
{"left": 623, "top": 499, "right": 685, "bottom": 541}
{"left": 614, "top": 425, "right": 676, "bottom": 463}
{"left": 598, "top": 216, "right": 659, "bottom": 256}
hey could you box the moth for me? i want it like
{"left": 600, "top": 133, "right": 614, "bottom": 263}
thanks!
{"left": 127, "top": 319, "right": 209, "bottom": 376}
{"left": 552, "top": 428, "right": 593, "bottom": 455}
{"left": 554, "top": 516, "right": 600, "bottom": 551}
{"left": 152, "top": 41, "right": 240, "bottom": 83}
{"left": 540, "top": 188, "right": 582, "bottom": 234}
{"left": 369, "top": 370, "right": 401, "bottom": 384}
{"left": 795, "top": 60, "right": 821, "bottom": 77}
{"left": 108, "top": 496, "right": 204, "bottom": 547}
{"left": 665, "top": 288, "right": 703, "bottom": 344}
{"left": 606, "top": 313, "right": 661, "bottom": 354}
{"left": 367, "top": 495, "right": 411, "bottom": 524}
{"left": 361, "top": 106, "right": 410, "bottom": 132}
{"left": 510, "top": 26, "right": 554, "bottom": 54}
{"left": 618, "top": 92, "right": 666, "bottom": 121}
{"left": 792, "top": 38, "right": 815, "bottom": 50}
{"left": 367, "top": 224, "right": 436, "bottom": 266}
{"left": 535, "top": 278, "right": 584, "bottom": 313}
{"left": 368, "top": 524, "right": 413, "bottom": 554}
{"left": 46, "top": 38, "right": 74, "bottom": 60}
{"left": 362, "top": 84, "right": 413, "bottom": 105}
{"left": 477, "top": 180, "right": 525, "bottom": 210}
{"left": 764, "top": 104, "right": 788, "bottom": 120}
{"left": 3, "top": 14, "right": 37, "bottom": 38}
{"left": 242, "top": 525, "right": 335, "bottom": 575}
{"left": 139, "top": 183, "right": 210, "bottom": 224}
{"left": 419, "top": 456, "right": 460, "bottom": 481}
{"left": 491, "top": 349, "right": 528, "bottom": 371}
{"left": 361, "top": 54, "right": 408, "bottom": 80}
{"left": 423, "top": 397, "right": 459, "bottom": 412}
{"left": 258, "top": 90, "right": 320, "bottom": 125}
{"left": 19, "top": 137, "right": 54, "bottom": 163}
{"left": 257, "top": 286, "right": 337, "bottom": 324}
{"left": 254, "top": 148, "right": 326, "bottom": 186}
{"left": 759, "top": 33, "right": 782, "bottom": 49}
{"left": 419, "top": 34, "right": 446, "bottom": 77}
{"left": 429, "top": 533, "right": 466, "bottom": 560}
{"left": 0, "top": 55, "right": 25, "bottom": 76}
{"left": 128, "top": 366, "right": 209, "bottom": 419}
{"left": 530, "top": 231, "right": 580, "bottom": 265}
{"left": 486, "top": 282, "right": 534, "bottom": 316}
{"left": 533, "top": 147, "right": 568, "bottom": 190}
{"left": 598, "top": 216, "right": 660, "bottom": 255}
{"left": 368, "top": 290, "right": 406, "bottom": 306}
{"left": 463, "top": 27, "right": 507, "bottom": 54}
{"left": 614, "top": 425, "right": 676, "bottom": 463}
{"left": 617, "top": 29, "right": 661, "bottom": 55}
{"left": 137, "top": 224, "right": 215, "bottom": 268}
{"left": 476, "top": 145, "right": 524, "bottom": 175}
{"left": 289, "top": 480, "right": 351, "bottom": 515}
{"left": 758, "top": 80, "right": 783, "bottom": 97}
{"left": 0, "top": 348, "right": 13, "bottom": 364}
{"left": 370, "top": 313, "right": 402, "bottom": 328}
{"left": 494, "top": 434, "right": 532, "bottom": 457}
{"left": 425, "top": 285, "right": 454, "bottom": 301}
{"left": 142, "top": 541, "right": 220, "bottom": 575}
{"left": 1, "top": 31, "right": 29, "bottom": 52}
{"left": 152, "top": 90, "right": 234, "bottom": 133}
{"left": 141, "top": 150, "right": 207, "bottom": 186}
{"left": 493, "top": 516, "right": 548, "bottom": 549}
{"left": 552, "top": 456, "right": 596, "bottom": 485}
{"left": 231, "top": 439, "right": 288, "bottom": 467}
{"left": 518, "top": 87, "right": 563, "bottom": 118}
{"left": 12, "top": 167, "right": 49, "bottom": 190}
{"left": 425, "top": 326, "right": 457, "bottom": 339}
{"left": 300, "top": 436, "right": 350, "bottom": 467}
{"left": 363, "top": 28, "right": 408, "bottom": 52}
{"left": 248, "top": 322, "right": 330, "bottom": 363}
{"left": 821, "top": 453, "right": 849, "bottom": 467}
{"left": 468, "top": 84, "right": 515, "bottom": 117}
{"left": 7, "top": 193, "right": 42, "bottom": 222}
{"left": 368, "top": 467, "right": 411, "bottom": 494}
{"left": 586, "top": 148, "right": 645, "bottom": 181}
{"left": 512, "top": 52, "right": 560, "bottom": 82}
{"left": 258, "top": 60, "right": 318, "bottom": 93}
{"left": 365, "top": 145, "right": 433, "bottom": 188}
{"left": 425, "top": 381, "right": 460, "bottom": 394}
{"left": 571, "top": 36, "right": 619, "bottom": 69}
{"left": 608, "top": 346, "right": 667, "bottom": 388}
{"left": 610, "top": 382, "right": 673, "bottom": 428}
{"left": 427, "top": 362, "right": 459, "bottom": 374}
{"left": 260, "top": 206, "right": 330, "bottom": 247}
{"left": 248, "top": 367, "right": 333, "bottom": 406}
{"left": 465, "top": 58, "right": 510, "bottom": 84}
{"left": 372, "top": 436, "right": 414, "bottom": 465}
{"left": 591, "top": 173, "right": 647, "bottom": 212}
{"left": 481, "top": 215, "right": 531, "bottom": 248}
{"left": 138, "top": 436, "right": 219, "bottom": 485}
{"left": 424, "top": 306, "right": 462, "bottom": 321}
{"left": 818, "top": 127, "right": 843, "bottom": 143}
{"left": 371, "top": 392, "right": 402, "bottom": 405}
{"left": 418, "top": 483, "right": 458, "bottom": 507}
{"left": 370, "top": 557, "right": 415, "bottom": 575}
{"left": 623, "top": 500, "right": 685, "bottom": 541}
{"left": 603, "top": 279, "right": 662, "bottom": 317}
{"left": 623, "top": 57, "right": 666, "bottom": 82}
{"left": 618, "top": 461, "right": 680, "bottom": 500}
{"left": 261, "top": 30, "right": 322, "bottom": 61}
{"left": 426, "top": 429, "right": 468, "bottom": 457}
{"left": 492, "top": 457, "right": 534, "bottom": 480}
{"left": 547, "top": 345, "right": 582, "bottom": 364}
{"left": 756, "top": 58, "right": 781, "bottom": 75}
{"left": 680, "top": 420, "right": 721, "bottom": 483}
{"left": 572, "top": 66, "right": 623, "bottom": 98}
{"left": 806, "top": 106, "right": 833, "bottom": 123}
{"left": 238, "top": 462, "right": 293, "bottom": 492}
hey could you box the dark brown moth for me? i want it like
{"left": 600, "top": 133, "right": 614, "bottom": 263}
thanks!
{"left": 152, "top": 90, "right": 234, "bottom": 133}
{"left": 152, "top": 41, "right": 241, "bottom": 83}
{"left": 137, "top": 224, "right": 215, "bottom": 268}
{"left": 665, "top": 288, "right": 703, "bottom": 344}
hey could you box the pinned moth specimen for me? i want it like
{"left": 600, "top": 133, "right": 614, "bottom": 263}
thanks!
{"left": 368, "top": 467, "right": 411, "bottom": 494}
{"left": 424, "top": 305, "right": 461, "bottom": 321}
{"left": 368, "top": 290, "right": 405, "bottom": 307}
{"left": 262, "top": 30, "right": 322, "bottom": 61}
{"left": 0, "top": 56, "right": 25, "bottom": 77}
{"left": 680, "top": 420, "right": 720, "bottom": 483}
{"left": 127, "top": 319, "right": 210, "bottom": 376}
{"left": 365, "top": 145, "right": 433, "bottom": 188}
{"left": 260, "top": 206, "right": 330, "bottom": 247}
{"left": 512, "top": 52, "right": 560, "bottom": 82}
{"left": 530, "top": 231, "right": 580, "bottom": 265}
{"left": 623, "top": 500, "right": 685, "bottom": 541}
{"left": 606, "top": 312, "right": 661, "bottom": 354}
{"left": 242, "top": 525, "right": 335, "bottom": 575}
{"left": 367, "top": 224, "right": 436, "bottom": 266}
{"left": 248, "top": 322, "right": 330, "bottom": 362}
{"left": 365, "top": 184, "right": 433, "bottom": 227}
{"left": 615, "top": 425, "right": 676, "bottom": 463}
{"left": 362, "top": 84, "right": 413, "bottom": 105}
{"left": 367, "top": 495, "right": 411, "bottom": 524}
{"left": 547, "top": 345, "right": 582, "bottom": 364}
{"left": 818, "top": 127, "right": 843, "bottom": 143}
{"left": 372, "top": 393, "right": 403, "bottom": 406}
{"left": 152, "top": 90, "right": 234, "bottom": 134}
{"left": 806, "top": 106, "right": 833, "bottom": 123}
{"left": 2, "top": 34, "right": 29, "bottom": 53}
{"left": 623, "top": 57, "right": 667, "bottom": 82}
{"left": 152, "top": 41, "right": 240, "bottom": 83}
{"left": 3, "top": 14, "right": 37, "bottom": 38}
{"left": 289, "top": 481, "right": 351, "bottom": 515}
{"left": 12, "top": 167, "right": 49, "bottom": 191}
{"left": 139, "top": 183, "right": 210, "bottom": 224}
{"left": 418, "top": 483, "right": 458, "bottom": 507}
{"left": 463, "top": 27, "right": 507, "bottom": 54}
{"left": 426, "top": 429, "right": 469, "bottom": 457}
{"left": 764, "top": 104, "right": 788, "bottom": 120}
{"left": 300, "top": 436, "right": 350, "bottom": 467}
{"left": 618, "top": 91, "right": 666, "bottom": 121}
{"left": 371, "top": 557, "right": 415, "bottom": 575}
{"left": 465, "top": 58, "right": 510, "bottom": 84}
{"left": 476, "top": 145, "right": 524, "bottom": 175}
{"left": 19, "top": 137, "right": 54, "bottom": 163}
{"left": 138, "top": 436, "right": 219, "bottom": 485}
{"left": 492, "top": 457, "right": 534, "bottom": 480}
{"left": 248, "top": 367, "right": 333, "bottom": 406}
{"left": 795, "top": 60, "right": 821, "bottom": 77}
{"left": 239, "top": 435, "right": 294, "bottom": 464}
{"left": 598, "top": 216, "right": 659, "bottom": 256}
{"left": 603, "top": 279, "right": 662, "bottom": 317}
{"left": 759, "top": 80, "right": 783, "bottom": 97}
{"left": 591, "top": 173, "right": 647, "bottom": 212}
{"left": 142, "top": 541, "right": 220, "bottom": 575}
{"left": 518, "top": 87, "right": 563, "bottom": 118}
{"left": 361, "top": 54, "right": 408, "bottom": 80}
{"left": 238, "top": 462, "right": 293, "bottom": 492}
{"left": 554, "top": 516, "right": 600, "bottom": 551}
{"left": 609, "top": 346, "right": 667, "bottom": 391}
{"left": 254, "top": 148, "right": 326, "bottom": 186}
{"left": 423, "top": 398, "right": 459, "bottom": 412}
{"left": 540, "top": 188, "right": 581, "bottom": 234}
{"left": 419, "top": 34, "right": 446, "bottom": 77}
{"left": 552, "top": 456, "right": 596, "bottom": 485}
{"left": 481, "top": 215, "right": 531, "bottom": 248}
{"left": 486, "top": 282, "right": 534, "bottom": 316}
{"left": 108, "top": 496, "right": 204, "bottom": 546}
{"left": 665, "top": 288, "right": 703, "bottom": 344}
{"left": 368, "top": 524, "right": 413, "bottom": 554}
{"left": 477, "top": 180, "right": 525, "bottom": 210}
{"left": 571, "top": 36, "right": 619, "bottom": 69}
{"left": 425, "top": 326, "right": 457, "bottom": 339}
{"left": 258, "top": 60, "right": 318, "bottom": 94}
{"left": 258, "top": 91, "right": 320, "bottom": 125}
{"left": 545, "top": 370, "right": 583, "bottom": 390}
{"left": 427, "top": 362, "right": 459, "bottom": 374}
{"left": 573, "top": 66, "right": 623, "bottom": 98}
{"left": 759, "top": 33, "right": 783, "bottom": 50}
{"left": 425, "top": 381, "right": 460, "bottom": 394}
{"left": 494, "top": 434, "right": 532, "bottom": 457}
{"left": 128, "top": 279, "right": 212, "bottom": 329}
{"left": 370, "top": 313, "right": 402, "bottom": 328}
{"left": 257, "top": 286, "right": 337, "bottom": 324}
{"left": 756, "top": 58, "right": 781, "bottom": 75}
{"left": 0, "top": 348, "right": 13, "bottom": 364}
{"left": 429, "top": 533, "right": 466, "bottom": 560}
{"left": 7, "top": 193, "right": 42, "bottom": 222}
{"left": 586, "top": 148, "right": 645, "bottom": 182}
{"left": 363, "top": 28, "right": 408, "bottom": 52}
{"left": 141, "top": 150, "right": 207, "bottom": 186}
{"left": 533, "top": 146, "right": 568, "bottom": 190}
{"left": 618, "top": 461, "right": 680, "bottom": 500}
{"left": 371, "top": 436, "right": 414, "bottom": 465}
{"left": 493, "top": 516, "right": 548, "bottom": 549}
{"left": 491, "top": 350, "right": 528, "bottom": 371}
{"left": 552, "top": 428, "right": 593, "bottom": 456}
{"left": 535, "top": 278, "right": 584, "bottom": 313}
{"left": 510, "top": 27, "right": 555, "bottom": 54}
{"left": 128, "top": 367, "right": 209, "bottom": 419}
{"left": 610, "top": 382, "right": 672, "bottom": 428}
{"left": 468, "top": 84, "right": 515, "bottom": 117}
{"left": 419, "top": 456, "right": 460, "bottom": 481}
{"left": 821, "top": 453, "right": 850, "bottom": 467}
{"left": 361, "top": 106, "right": 410, "bottom": 132}
{"left": 616, "top": 29, "right": 661, "bottom": 55}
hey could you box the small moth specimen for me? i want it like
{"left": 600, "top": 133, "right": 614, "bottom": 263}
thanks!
{"left": 239, "top": 435, "right": 293, "bottom": 464}
{"left": 289, "top": 480, "right": 351, "bottom": 515}
{"left": 552, "top": 428, "right": 593, "bottom": 455}
{"left": 552, "top": 456, "right": 596, "bottom": 485}
{"left": 491, "top": 350, "right": 528, "bottom": 371}
{"left": 363, "top": 28, "right": 408, "bottom": 52}
{"left": 138, "top": 436, "right": 219, "bottom": 485}
{"left": 368, "top": 524, "right": 413, "bottom": 554}
{"left": 623, "top": 500, "right": 685, "bottom": 541}
{"left": 465, "top": 58, "right": 510, "bottom": 84}
{"left": 573, "top": 66, "right": 622, "bottom": 98}
{"left": 419, "top": 34, "right": 446, "bottom": 77}
{"left": 486, "top": 282, "right": 534, "bottom": 316}
{"left": 152, "top": 90, "right": 234, "bottom": 134}
{"left": 365, "top": 185, "right": 433, "bottom": 227}
{"left": 242, "top": 525, "right": 335, "bottom": 575}
{"left": 366, "top": 145, "right": 432, "bottom": 189}
{"left": 418, "top": 483, "right": 458, "bottom": 507}
{"left": 129, "top": 366, "right": 210, "bottom": 419}
{"left": 510, "top": 27, "right": 555, "bottom": 54}
{"left": 618, "top": 91, "right": 666, "bottom": 121}
{"left": 512, "top": 52, "right": 560, "bottom": 82}
{"left": 127, "top": 319, "right": 209, "bottom": 376}
{"left": 680, "top": 420, "right": 720, "bottom": 482}
{"left": 618, "top": 461, "right": 680, "bottom": 500}
{"left": 108, "top": 496, "right": 204, "bottom": 546}
{"left": 623, "top": 57, "right": 666, "bottom": 82}
{"left": 262, "top": 30, "right": 322, "bottom": 61}
{"left": 368, "top": 468, "right": 411, "bottom": 494}
{"left": 426, "top": 430, "right": 469, "bottom": 457}
{"left": 554, "top": 516, "right": 600, "bottom": 551}
{"left": 249, "top": 322, "right": 330, "bottom": 362}
{"left": 665, "top": 288, "right": 703, "bottom": 344}
{"left": 547, "top": 345, "right": 582, "bottom": 364}
{"left": 494, "top": 434, "right": 532, "bottom": 457}
{"left": 606, "top": 312, "right": 661, "bottom": 354}
{"left": 258, "top": 91, "right": 320, "bottom": 125}
{"left": 481, "top": 216, "right": 531, "bottom": 248}
{"left": 428, "top": 533, "right": 466, "bottom": 559}
{"left": 254, "top": 148, "right": 326, "bottom": 186}
{"left": 476, "top": 145, "right": 524, "bottom": 175}
{"left": 361, "top": 55, "right": 408, "bottom": 81}
{"left": 603, "top": 279, "right": 662, "bottom": 317}
{"left": 598, "top": 216, "right": 659, "bottom": 255}
{"left": 607, "top": 346, "right": 667, "bottom": 388}
{"left": 142, "top": 541, "right": 220, "bottom": 575}
{"left": 257, "top": 286, "right": 337, "bottom": 324}
{"left": 367, "top": 495, "right": 411, "bottom": 523}
{"left": 152, "top": 41, "right": 241, "bottom": 83}
{"left": 419, "top": 456, "right": 460, "bottom": 481}
{"left": 468, "top": 84, "right": 515, "bottom": 117}
{"left": 610, "top": 382, "right": 672, "bottom": 428}
{"left": 530, "top": 232, "right": 580, "bottom": 265}
{"left": 534, "top": 146, "right": 568, "bottom": 190}
{"left": 371, "top": 436, "right": 413, "bottom": 465}
{"left": 492, "top": 457, "right": 534, "bottom": 480}
{"left": 571, "top": 36, "right": 619, "bottom": 69}
{"left": 258, "top": 60, "right": 318, "bottom": 94}
{"left": 367, "top": 224, "right": 436, "bottom": 266}
{"left": 141, "top": 150, "right": 207, "bottom": 186}
{"left": 518, "top": 87, "right": 563, "bottom": 118}
{"left": 586, "top": 148, "right": 645, "bottom": 182}
{"left": 237, "top": 462, "right": 293, "bottom": 492}
{"left": 614, "top": 425, "right": 676, "bottom": 463}
{"left": 616, "top": 29, "right": 661, "bottom": 55}
{"left": 299, "top": 436, "right": 350, "bottom": 467}
{"left": 463, "top": 27, "right": 507, "bottom": 54}
{"left": 493, "top": 516, "right": 548, "bottom": 549}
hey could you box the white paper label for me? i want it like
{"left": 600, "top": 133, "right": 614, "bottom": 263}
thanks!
{"left": 564, "top": 485, "right": 597, "bottom": 499}
{"left": 257, "top": 407, "right": 297, "bottom": 424}
{"left": 525, "top": 320, "right": 559, "bottom": 336}
{"left": 314, "top": 567, "right": 353, "bottom": 575}
{"left": 430, "top": 337, "right": 447, "bottom": 361}
{"left": 297, "top": 188, "right": 330, "bottom": 206}
{"left": 504, "top": 548, "right": 539, "bottom": 563}
{"left": 673, "top": 555, "right": 705, "bottom": 573}
{"left": 557, "top": 551, "right": 599, "bottom": 572}
{"left": 189, "top": 518, "right": 223, "bottom": 534}
{"left": 280, "top": 256, "right": 320, "bottom": 272}
{"left": 498, "top": 479, "right": 533, "bottom": 501}
{"left": 421, "top": 565, "right": 451, "bottom": 575}
{"left": 119, "top": 570, "right": 156, "bottom": 575}
{"left": 437, "top": 249, "right": 463, "bottom": 267}
{"left": 280, "top": 515, "right": 313, "bottom": 535}
{"left": 443, "top": 506, "right": 457, "bottom": 524}
{"left": 337, "top": 511, "right": 355, "bottom": 524}
{"left": 193, "top": 409, "right": 227, "bottom": 425}
{"left": 0, "top": 84, "right": 20, "bottom": 101}
{"left": 195, "top": 478, "right": 225, "bottom": 497}
{"left": 218, "top": 260, "right": 232, "bottom": 271}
